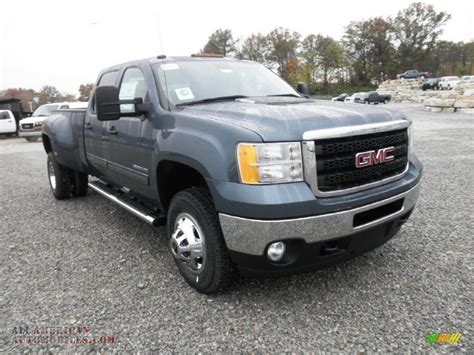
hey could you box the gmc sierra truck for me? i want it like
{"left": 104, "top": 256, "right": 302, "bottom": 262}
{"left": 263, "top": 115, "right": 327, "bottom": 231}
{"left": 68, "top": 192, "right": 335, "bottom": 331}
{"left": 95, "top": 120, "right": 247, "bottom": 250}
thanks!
{"left": 42, "top": 56, "right": 423, "bottom": 294}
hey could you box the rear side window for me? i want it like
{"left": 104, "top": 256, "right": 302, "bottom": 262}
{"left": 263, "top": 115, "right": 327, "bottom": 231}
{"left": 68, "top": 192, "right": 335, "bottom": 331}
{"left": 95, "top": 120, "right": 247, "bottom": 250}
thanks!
{"left": 118, "top": 67, "right": 148, "bottom": 113}
{"left": 0, "top": 111, "right": 10, "bottom": 119}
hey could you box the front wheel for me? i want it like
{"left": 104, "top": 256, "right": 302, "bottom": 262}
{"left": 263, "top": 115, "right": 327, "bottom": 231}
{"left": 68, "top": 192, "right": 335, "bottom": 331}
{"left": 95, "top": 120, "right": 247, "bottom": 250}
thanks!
{"left": 167, "top": 188, "right": 233, "bottom": 294}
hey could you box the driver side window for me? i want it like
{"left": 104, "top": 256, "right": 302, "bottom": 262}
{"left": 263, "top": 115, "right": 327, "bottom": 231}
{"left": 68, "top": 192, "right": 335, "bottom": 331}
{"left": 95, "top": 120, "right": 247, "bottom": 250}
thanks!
{"left": 119, "top": 67, "right": 148, "bottom": 114}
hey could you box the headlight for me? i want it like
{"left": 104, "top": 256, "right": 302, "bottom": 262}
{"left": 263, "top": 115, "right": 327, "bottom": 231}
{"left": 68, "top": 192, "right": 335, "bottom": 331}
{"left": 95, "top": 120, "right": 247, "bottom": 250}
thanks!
{"left": 237, "top": 142, "right": 303, "bottom": 184}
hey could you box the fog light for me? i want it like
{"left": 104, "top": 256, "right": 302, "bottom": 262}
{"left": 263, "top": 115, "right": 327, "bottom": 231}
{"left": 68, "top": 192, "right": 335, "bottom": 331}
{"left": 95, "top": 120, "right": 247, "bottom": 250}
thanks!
{"left": 267, "top": 242, "right": 286, "bottom": 262}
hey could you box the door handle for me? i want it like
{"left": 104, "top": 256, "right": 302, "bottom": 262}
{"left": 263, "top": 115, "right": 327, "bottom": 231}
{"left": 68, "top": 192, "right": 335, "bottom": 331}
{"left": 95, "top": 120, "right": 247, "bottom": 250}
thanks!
{"left": 85, "top": 122, "right": 92, "bottom": 130}
{"left": 108, "top": 127, "right": 118, "bottom": 135}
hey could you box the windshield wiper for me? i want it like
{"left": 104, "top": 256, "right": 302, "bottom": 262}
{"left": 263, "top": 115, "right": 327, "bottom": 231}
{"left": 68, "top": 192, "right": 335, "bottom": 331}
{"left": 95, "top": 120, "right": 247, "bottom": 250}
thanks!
{"left": 176, "top": 95, "right": 249, "bottom": 107}
{"left": 266, "top": 93, "right": 301, "bottom": 98}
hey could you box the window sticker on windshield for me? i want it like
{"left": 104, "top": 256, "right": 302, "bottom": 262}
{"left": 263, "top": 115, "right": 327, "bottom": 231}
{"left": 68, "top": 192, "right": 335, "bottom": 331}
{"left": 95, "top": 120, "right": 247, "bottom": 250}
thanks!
{"left": 175, "top": 87, "right": 194, "bottom": 101}
{"left": 161, "top": 63, "right": 180, "bottom": 71}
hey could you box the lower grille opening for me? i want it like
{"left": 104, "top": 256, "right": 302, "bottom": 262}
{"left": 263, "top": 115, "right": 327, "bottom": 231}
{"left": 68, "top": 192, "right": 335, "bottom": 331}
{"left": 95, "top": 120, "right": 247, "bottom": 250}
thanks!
{"left": 353, "top": 199, "right": 404, "bottom": 228}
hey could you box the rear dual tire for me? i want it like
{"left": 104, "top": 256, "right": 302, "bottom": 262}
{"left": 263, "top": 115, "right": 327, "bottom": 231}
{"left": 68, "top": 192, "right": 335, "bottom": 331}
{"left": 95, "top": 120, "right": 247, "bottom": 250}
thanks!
{"left": 47, "top": 152, "right": 88, "bottom": 200}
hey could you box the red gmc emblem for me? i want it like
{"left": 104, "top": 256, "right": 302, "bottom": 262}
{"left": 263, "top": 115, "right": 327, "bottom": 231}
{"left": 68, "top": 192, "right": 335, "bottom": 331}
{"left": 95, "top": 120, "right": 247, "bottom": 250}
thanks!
{"left": 355, "top": 147, "right": 395, "bottom": 168}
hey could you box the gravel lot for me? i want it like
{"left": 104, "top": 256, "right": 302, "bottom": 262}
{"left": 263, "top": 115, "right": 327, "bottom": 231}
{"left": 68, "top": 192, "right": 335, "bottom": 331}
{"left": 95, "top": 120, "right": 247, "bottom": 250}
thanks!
{"left": 1, "top": 104, "right": 472, "bottom": 353}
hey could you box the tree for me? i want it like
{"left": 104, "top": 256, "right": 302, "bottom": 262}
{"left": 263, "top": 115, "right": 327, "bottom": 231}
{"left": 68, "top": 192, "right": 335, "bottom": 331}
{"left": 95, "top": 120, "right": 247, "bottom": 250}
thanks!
{"left": 37, "top": 85, "right": 62, "bottom": 105}
{"left": 392, "top": 2, "right": 451, "bottom": 69}
{"left": 79, "top": 83, "right": 94, "bottom": 101}
{"left": 202, "top": 29, "right": 238, "bottom": 56}
{"left": 239, "top": 33, "right": 268, "bottom": 63}
{"left": 265, "top": 27, "right": 301, "bottom": 80}
{"left": 344, "top": 17, "right": 396, "bottom": 83}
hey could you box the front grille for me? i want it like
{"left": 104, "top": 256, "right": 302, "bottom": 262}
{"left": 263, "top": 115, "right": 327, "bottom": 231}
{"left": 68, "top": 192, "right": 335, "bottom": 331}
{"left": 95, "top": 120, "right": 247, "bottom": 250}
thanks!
{"left": 21, "top": 123, "right": 33, "bottom": 130}
{"left": 315, "top": 129, "right": 408, "bottom": 192}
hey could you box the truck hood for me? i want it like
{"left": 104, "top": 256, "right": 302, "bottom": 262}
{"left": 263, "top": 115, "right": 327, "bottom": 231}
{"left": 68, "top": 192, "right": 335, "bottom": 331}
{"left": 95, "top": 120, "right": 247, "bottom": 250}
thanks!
{"left": 19, "top": 116, "right": 48, "bottom": 124}
{"left": 181, "top": 97, "right": 408, "bottom": 141}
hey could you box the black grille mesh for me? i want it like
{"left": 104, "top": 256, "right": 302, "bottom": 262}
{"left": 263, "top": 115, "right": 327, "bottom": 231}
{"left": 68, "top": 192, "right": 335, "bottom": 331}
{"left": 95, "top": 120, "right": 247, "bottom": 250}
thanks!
{"left": 315, "top": 129, "right": 408, "bottom": 192}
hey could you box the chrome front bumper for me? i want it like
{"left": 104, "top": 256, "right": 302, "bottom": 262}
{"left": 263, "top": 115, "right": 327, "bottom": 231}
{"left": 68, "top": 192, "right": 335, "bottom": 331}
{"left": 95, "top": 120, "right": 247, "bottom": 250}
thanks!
{"left": 219, "top": 181, "right": 421, "bottom": 256}
{"left": 19, "top": 130, "right": 41, "bottom": 137}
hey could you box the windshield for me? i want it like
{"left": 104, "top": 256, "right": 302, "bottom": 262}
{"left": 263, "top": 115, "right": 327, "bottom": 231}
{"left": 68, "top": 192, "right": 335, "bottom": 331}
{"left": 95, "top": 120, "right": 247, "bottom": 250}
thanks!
{"left": 155, "top": 60, "right": 299, "bottom": 107}
{"left": 32, "top": 104, "right": 59, "bottom": 117}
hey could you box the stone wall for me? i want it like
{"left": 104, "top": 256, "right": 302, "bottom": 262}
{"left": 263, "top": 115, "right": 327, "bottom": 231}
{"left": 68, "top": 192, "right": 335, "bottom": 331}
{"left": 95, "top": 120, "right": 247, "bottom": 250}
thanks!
{"left": 376, "top": 78, "right": 474, "bottom": 114}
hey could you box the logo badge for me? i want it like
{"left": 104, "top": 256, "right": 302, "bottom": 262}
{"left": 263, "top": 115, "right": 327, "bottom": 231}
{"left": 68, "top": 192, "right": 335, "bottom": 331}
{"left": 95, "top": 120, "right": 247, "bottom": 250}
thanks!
{"left": 355, "top": 147, "right": 395, "bottom": 168}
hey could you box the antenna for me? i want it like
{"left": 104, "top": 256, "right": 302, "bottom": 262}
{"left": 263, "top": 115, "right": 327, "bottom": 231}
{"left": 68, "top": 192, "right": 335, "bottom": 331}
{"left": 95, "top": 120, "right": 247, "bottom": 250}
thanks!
{"left": 156, "top": 11, "right": 171, "bottom": 110}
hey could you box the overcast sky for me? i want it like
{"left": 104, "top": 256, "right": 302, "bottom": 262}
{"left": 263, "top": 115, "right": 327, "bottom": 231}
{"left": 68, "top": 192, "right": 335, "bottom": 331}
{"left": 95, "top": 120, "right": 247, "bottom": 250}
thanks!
{"left": 0, "top": 0, "right": 472, "bottom": 94}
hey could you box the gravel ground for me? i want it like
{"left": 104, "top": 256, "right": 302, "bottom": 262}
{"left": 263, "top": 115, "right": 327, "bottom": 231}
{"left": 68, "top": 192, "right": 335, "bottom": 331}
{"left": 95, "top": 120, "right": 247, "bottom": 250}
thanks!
{"left": 0, "top": 104, "right": 472, "bottom": 353}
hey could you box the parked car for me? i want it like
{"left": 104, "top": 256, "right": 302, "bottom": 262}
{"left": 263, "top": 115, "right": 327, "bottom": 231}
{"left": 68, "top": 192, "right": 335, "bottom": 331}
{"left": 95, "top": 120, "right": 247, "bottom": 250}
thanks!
{"left": 19, "top": 102, "right": 87, "bottom": 142}
{"left": 422, "top": 78, "right": 440, "bottom": 91}
{"left": 0, "top": 109, "right": 17, "bottom": 136}
{"left": 450, "top": 75, "right": 474, "bottom": 88}
{"left": 331, "top": 93, "right": 348, "bottom": 102}
{"left": 366, "top": 92, "right": 391, "bottom": 104}
{"left": 397, "top": 70, "right": 430, "bottom": 79}
{"left": 438, "top": 76, "right": 460, "bottom": 90}
{"left": 344, "top": 92, "right": 368, "bottom": 104}
{"left": 42, "top": 56, "right": 422, "bottom": 294}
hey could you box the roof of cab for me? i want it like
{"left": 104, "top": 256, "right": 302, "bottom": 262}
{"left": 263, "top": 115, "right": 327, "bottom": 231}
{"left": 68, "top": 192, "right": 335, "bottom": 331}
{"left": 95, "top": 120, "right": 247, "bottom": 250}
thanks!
{"left": 99, "top": 55, "right": 246, "bottom": 75}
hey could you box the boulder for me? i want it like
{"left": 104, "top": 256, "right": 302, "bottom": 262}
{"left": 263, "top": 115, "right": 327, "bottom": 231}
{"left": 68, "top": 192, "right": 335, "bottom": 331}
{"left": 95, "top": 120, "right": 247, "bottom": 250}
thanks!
{"left": 424, "top": 98, "right": 455, "bottom": 107}
{"left": 454, "top": 99, "right": 474, "bottom": 108}
{"left": 456, "top": 108, "right": 474, "bottom": 114}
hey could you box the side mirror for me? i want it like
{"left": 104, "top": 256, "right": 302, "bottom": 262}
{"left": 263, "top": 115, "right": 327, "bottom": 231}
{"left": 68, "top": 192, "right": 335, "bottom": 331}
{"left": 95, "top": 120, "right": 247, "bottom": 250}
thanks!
{"left": 296, "top": 82, "right": 310, "bottom": 98}
{"left": 96, "top": 86, "right": 149, "bottom": 121}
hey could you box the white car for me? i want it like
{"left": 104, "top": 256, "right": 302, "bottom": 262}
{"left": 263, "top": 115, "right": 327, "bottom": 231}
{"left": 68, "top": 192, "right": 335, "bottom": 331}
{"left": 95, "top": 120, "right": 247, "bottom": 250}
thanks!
{"left": 438, "top": 76, "right": 460, "bottom": 90}
{"left": 19, "top": 102, "right": 87, "bottom": 142}
{"left": 451, "top": 75, "right": 474, "bottom": 88}
{"left": 0, "top": 110, "right": 17, "bottom": 136}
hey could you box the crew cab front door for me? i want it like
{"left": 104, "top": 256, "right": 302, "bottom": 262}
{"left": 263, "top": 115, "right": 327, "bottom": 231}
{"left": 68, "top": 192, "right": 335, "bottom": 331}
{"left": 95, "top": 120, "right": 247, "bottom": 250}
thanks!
{"left": 105, "top": 66, "right": 154, "bottom": 197}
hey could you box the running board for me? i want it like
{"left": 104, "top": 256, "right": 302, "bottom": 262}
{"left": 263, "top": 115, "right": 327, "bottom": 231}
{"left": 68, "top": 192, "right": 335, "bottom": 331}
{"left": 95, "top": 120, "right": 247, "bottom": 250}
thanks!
{"left": 88, "top": 181, "right": 165, "bottom": 226}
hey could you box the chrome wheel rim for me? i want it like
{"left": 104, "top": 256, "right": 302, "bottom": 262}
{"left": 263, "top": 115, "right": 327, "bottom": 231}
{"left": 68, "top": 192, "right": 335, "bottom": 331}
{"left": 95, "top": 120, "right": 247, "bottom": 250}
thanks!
{"left": 48, "top": 158, "right": 56, "bottom": 190}
{"left": 170, "top": 213, "right": 206, "bottom": 274}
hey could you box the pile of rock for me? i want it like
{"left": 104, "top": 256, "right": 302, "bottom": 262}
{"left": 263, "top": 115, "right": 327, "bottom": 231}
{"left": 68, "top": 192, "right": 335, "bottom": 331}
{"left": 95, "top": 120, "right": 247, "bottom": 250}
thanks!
{"left": 377, "top": 78, "right": 426, "bottom": 103}
{"left": 377, "top": 78, "right": 474, "bottom": 114}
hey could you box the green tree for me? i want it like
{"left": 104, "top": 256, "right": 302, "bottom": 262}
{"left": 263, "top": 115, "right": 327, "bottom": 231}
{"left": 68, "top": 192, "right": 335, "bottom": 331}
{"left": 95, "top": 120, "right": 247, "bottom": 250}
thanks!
{"left": 202, "top": 29, "right": 238, "bottom": 56}
{"left": 344, "top": 17, "right": 396, "bottom": 83}
{"left": 239, "top": 33, "right": 268, "bottom": 63}
{"left": 265, "top": 27, "right": 301, "bottom": 80}
{"left": 392, "top": 2, "right": 451, "bottom": 69}
{"left": 37, "top": 85, "right": 62, "bottom": 105}
{"left": 78, "top": 83, "right": 94, "bottom": 101}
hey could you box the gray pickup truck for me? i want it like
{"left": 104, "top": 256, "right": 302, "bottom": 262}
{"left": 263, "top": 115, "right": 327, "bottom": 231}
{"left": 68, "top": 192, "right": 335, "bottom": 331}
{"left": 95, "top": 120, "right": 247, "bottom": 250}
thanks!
{"left": 42, "top": 56, "right": 422, "bottom": 293}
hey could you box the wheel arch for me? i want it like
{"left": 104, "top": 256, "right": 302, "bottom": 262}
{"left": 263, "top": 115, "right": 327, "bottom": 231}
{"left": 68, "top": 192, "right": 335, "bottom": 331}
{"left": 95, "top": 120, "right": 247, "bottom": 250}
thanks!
{"left": 156, "top": 159, "right": 211, "bottom": 212}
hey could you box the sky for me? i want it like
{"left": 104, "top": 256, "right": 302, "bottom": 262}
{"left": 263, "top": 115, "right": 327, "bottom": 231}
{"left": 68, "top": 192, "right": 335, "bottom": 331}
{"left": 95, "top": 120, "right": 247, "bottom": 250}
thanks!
{"left": 0, "top": 0, "right": 472, "bottom": 94}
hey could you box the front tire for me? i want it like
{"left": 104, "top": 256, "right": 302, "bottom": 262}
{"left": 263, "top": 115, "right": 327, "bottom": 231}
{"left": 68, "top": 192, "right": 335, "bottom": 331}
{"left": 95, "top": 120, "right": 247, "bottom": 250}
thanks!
{"left": 25, "top": 136, "right": 39, "bottom": 142}
{"left": 47, "top": 152, "right": 71, "bottom": 200}
{"left": 167, "top": 188, "right": 233, "bottom": 294}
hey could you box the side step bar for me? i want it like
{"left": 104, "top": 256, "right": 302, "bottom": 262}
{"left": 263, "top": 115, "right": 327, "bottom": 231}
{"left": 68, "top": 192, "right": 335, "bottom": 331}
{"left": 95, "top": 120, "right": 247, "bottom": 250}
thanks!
{"left": 88, "top": 181, "right": 165, "bottom": 226}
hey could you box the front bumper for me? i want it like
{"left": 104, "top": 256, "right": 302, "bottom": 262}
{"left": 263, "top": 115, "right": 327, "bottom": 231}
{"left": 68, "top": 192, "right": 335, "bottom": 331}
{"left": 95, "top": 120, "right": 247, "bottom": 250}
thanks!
{"left": 19, "top": 130, "right": 42, "bottom": 137}
{"left": 219, "top": 180, "right": 421, "bottom": 272}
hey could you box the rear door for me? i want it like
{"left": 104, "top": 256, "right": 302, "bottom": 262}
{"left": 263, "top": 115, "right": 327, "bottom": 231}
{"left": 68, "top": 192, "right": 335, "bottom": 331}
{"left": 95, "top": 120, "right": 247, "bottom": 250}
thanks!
{"left": 84, "top": 70, "right": 119, "bottom": 179}
{"left": 105, "top": 66, "right": 154, "bottom": 196}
